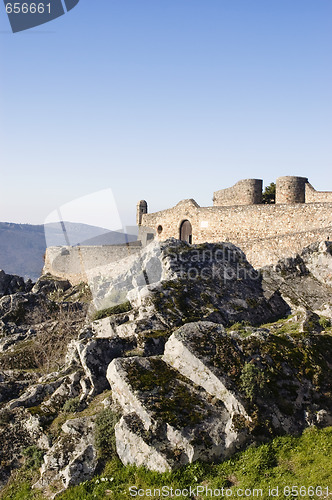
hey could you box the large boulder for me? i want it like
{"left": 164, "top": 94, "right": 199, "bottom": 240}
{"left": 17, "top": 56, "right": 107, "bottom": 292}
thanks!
{"left": 262, "top": 240, "right": 332, "bottom": 318}
{"left": 92, "top": 240, "right": 289, "bottom": 330}
{"left": 107, "top": 352, "right": 249, "bottom": 471}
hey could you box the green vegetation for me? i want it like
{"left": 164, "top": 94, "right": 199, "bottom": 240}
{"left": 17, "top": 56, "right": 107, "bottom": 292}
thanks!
{"left": 319, "top": 316, "right": 331, "bottom": 330}
{"left": 138, "top": 329, "right": 172, "bottom": 340}
{"left": 22, "top": 446, "right": 45, "bottom": 470}
{"left": 240, "top": 362, "right": 270, "bottom": 402}
{"left": 227, "top": 320, "right": 251, "bottom": 336}
{"left": 58, "top": 426, "right": 332, "bottom": 499}
{"left": 262, "top": 182, "right": 276, "bottom": 204}
{"left": 48, "top": 390, "right": 112, "bottom": 440}
{"left": 62, "top": 396, "right": 81, "bottom": 414}
{"left": 94, "top": 408, "right": 119, "bottom": 460}
{"left": 152, "top": 279, "right": 222, "bottom": 325}
{"left": 0, "top": 446, "right": 45, "bottom": 500}
{"left": 232, "top": 313, "right": 332, "bottom": 337}
{"left": 92, "top": 301, "right": 132, "bottom": 321}
{"left": 3, "top": 426, "right": 330, "bottom": 499}
{"left": 194, "top": 316, "right": 332, "bottom": 435}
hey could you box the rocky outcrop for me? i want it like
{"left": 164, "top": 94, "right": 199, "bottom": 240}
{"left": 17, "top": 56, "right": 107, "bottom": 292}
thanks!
{"left": 163, "top": 322, "right": 248, "bottom": 417}
{"left": 108, "top": 320, "right": 332, "bottom": 472}
{"left": 90, "top": 239, "right": 290, "bottom": 328}
{"left": 0, "top": 275, "right": 91, "bottom": 492}
{"left": 32, "top": 275, "right": 71, "bottom": 295}
{"left": 149, "top": 240, "right": 290, "bottom": 326}
{"left": 34, "top": 416, "right": 97, "bottom": 497}
{"left": 1, "top": 240, "right": 332, "bottom": 496}
{"left": 262, "top": 240, "right": 332, "bottom": 318}
{"left": 67, "top": 334, "right": 136, "bottom": 397}
{"left": 0, "top": 270, "right": 33, "bottom": 297}
{"left": 108, "top": 354, "right": 246, "bottom": 472}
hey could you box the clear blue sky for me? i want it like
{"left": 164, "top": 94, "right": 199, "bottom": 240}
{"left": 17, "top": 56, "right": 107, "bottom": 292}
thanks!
{"left": 1, "top": 0, "right": 331, "bottom": 229}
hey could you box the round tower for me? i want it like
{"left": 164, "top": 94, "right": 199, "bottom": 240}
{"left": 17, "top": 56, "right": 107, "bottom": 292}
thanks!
{"left": 136, "top": 200, "right": 148, "bottom": 225}
{"left": 247, "top": 179, "right": 263, "bottom": 204}
{"left": 276, "top": 176, "right": 308, "bottom": 204}
{"left": 213, "top": 179, "right": 262, "bottom": 206}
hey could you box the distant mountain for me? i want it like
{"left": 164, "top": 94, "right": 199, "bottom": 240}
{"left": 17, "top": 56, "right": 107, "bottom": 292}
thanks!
{"left": 0, "top": 222, "right": 138, "bottom": 281}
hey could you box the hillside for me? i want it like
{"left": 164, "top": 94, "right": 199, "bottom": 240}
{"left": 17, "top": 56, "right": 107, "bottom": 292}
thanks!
{"left": 0, "top": 223, "right": 46, "bottom": 281}
{"left": 4, "top": 426, "right": 331, "bottom": 499}
{"left": 0, "top": 239, "right": 331, "bottom": 498}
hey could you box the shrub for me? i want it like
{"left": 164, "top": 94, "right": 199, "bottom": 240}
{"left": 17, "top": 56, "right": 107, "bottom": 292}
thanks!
{"left": 22, "top": 446, "right": 45, "bottom": 470}
{"left": 94, "top": 409, "right": 119, "bottom": 460}
{"left": 240, "top": 362, "right": 269, "bottom": 402}
{"left": 319, "top": 316, "right": 331, "bottom": 329}
{"left": 62, "top": 396, "right": 81, "bottom": 414}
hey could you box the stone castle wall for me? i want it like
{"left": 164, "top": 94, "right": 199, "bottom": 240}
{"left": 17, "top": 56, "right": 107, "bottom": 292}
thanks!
{"left": 213, "top": 179, "right": 262, "bottom": 206}
{"left": 43, "top": 177, "right": 332, "bottom": 283}
{"left": 141, "top": 201, "right": 332, "bottom": 268}
{"left": 211, "top": 176, "right": 332, "bottom": 207}
{"left": 239, "top": 227, "right": 331, "bottom": 268}
{"left": 43, "top": 244, "right": 141, "bottom": 285}
{"left": 305, "top": 183, "right": 332, "bottom": 204}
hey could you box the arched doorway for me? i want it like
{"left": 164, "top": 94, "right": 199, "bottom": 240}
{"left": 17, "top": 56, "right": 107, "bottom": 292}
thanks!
{"left": 179, "top": 220, "right": 192, "bottom": 244}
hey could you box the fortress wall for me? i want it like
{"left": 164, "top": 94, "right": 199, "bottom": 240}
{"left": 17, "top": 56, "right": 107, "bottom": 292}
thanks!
{"left": 142, "top": 202, "right": 332, "bottom": 244}
{"left": 43, "top": 244, "right": 141, "bottom": 285}
{"left": 213, "top": 179, "right": 262, "bottom": 206}
{"left": 240, "top": 227, "right": 331, "bottom": 268}
{"left": 305, "top": 183, "right": 332, "bottom": 203}
{"left": 195, "top": 203, "right": 332, "bottom": 242}
{"left": 142, "top": 202, "right": 332, "bottom": 267}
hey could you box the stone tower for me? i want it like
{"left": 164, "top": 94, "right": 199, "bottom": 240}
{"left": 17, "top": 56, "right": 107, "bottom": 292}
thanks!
{"left": 276, "top": 176, "right": 308, "bottom": 204}
{"left": 136, "top": 200, "right": 148, "bottom": 225}
{"left": 213, "top": 179, "right": 262, "bottom": 206}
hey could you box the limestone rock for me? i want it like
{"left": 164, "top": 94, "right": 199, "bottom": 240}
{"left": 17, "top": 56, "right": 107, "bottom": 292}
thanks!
{"left": 0, "top": 270, "right": 33, "bottom": 297}
{"left": 73, "top": 337, "right": 136, "bottom": 396}
{"left": 163, "top": 322, "right": 248, "bottom": 418}
{"left": 32, "top": 275, "right": 71, "bottom": 295}
{"left": 115, "top": 413, "right": 173, "bottom": 473}
{"left": 127, "top": 240, "right": 289, "bottom": 328}
{"left": 302, "top": 241, "right": 332, "bottom": 287}
{"left": 262, "top": 240, "right": 332, "bottom": 318}
{"left": 34, "top": 416, "right": 97, "bottom": 496}
{"left": 107, "top": 356, "right": 247, "bottom": 471}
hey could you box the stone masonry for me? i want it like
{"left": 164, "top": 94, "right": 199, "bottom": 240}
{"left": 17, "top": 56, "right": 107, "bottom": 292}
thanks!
{"left": 139, "top": 176, "right": 332, "bottom": 268}
{"left": 43, "top": 176, "right": 332, "bottom": 283}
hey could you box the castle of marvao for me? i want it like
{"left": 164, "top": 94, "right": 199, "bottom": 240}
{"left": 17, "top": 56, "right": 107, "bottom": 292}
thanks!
{"left": 43, "top": 176, "right": 332, "bottom": 284}
{"left": 137, "top": 176, "right": 332, "bottom": 267}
